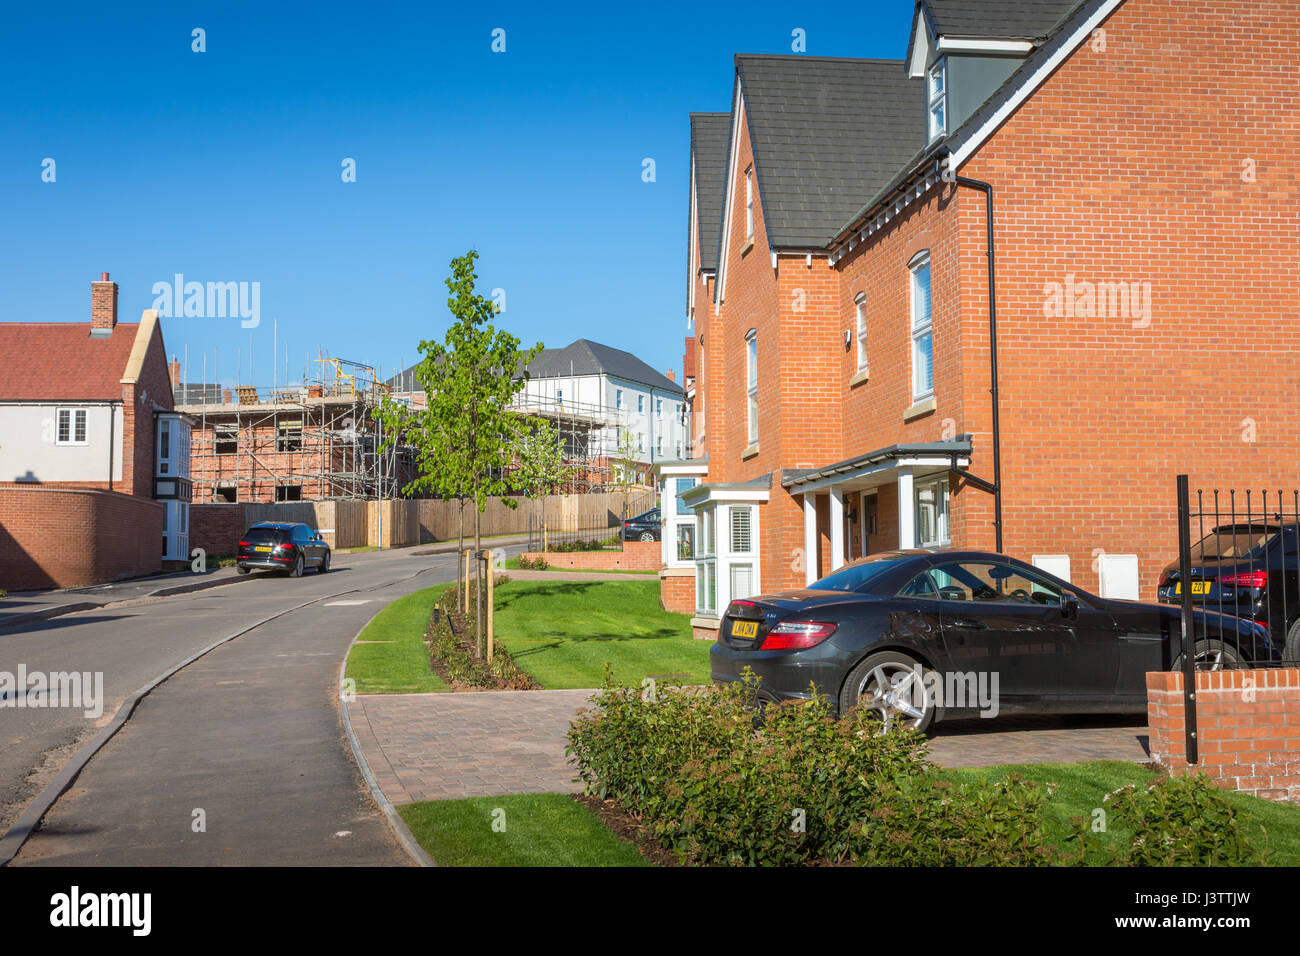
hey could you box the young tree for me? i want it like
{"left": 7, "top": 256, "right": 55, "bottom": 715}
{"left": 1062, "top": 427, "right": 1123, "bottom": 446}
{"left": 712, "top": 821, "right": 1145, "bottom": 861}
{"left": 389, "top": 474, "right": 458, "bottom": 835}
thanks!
{"left": 611, "top": 425, "right": 642, "bottom": 519}
{"left": 373, "top": 250, "right": 541, "bottom": 560}
{"left": 513, "top": 417, "right": 573, "bottom": 531}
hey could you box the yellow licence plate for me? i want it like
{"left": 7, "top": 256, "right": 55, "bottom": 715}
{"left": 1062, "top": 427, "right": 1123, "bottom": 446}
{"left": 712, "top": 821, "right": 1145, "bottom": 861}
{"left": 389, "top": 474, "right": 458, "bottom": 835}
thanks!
{"left": 255, "top": 546, "right": 272, "bottom": 552}
{"left": 731, "top": 620, "right": 758, "bottom": 639}
{"left": 1175, "top": 582, "right": 1211, "bottom": 595}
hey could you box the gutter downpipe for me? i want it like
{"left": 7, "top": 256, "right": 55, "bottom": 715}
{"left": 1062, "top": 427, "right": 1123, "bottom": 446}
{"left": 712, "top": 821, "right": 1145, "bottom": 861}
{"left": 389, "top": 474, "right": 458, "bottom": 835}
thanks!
{"left": 952, "top": 170, "right": 1004, "bottom": 555}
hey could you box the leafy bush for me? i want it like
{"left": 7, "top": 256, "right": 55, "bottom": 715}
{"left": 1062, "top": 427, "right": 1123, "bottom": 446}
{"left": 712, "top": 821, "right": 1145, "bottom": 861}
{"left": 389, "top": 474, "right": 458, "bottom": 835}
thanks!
{"left": 567, "top": 669, "right": 1055, "bottom": 866}
{"left": 517, "top": 555, "right": 549, "bottom": 570}
{"left": 1081, "top": 773, "right": 1267, "bottom": 866}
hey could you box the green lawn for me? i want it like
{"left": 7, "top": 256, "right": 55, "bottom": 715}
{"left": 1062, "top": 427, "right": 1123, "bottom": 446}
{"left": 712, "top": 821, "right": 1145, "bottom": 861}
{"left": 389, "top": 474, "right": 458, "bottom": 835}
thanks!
{"left": 397, "top": 794, "right": 650, "bottom": 866}
{"left": 344, "top": 585, "right": 451, "bottom": 694}
{"left": 939, "top": 760, "right": 1300, "bottom": 865}
{"left": 493, "top": 579, "right": 709, "bottom": 688}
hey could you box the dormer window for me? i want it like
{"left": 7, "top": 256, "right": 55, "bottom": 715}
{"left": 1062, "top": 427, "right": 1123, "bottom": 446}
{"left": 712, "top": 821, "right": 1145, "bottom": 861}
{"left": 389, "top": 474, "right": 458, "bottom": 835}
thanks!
{"left": 928, "top": 60, "right": 947, "bottom": 141}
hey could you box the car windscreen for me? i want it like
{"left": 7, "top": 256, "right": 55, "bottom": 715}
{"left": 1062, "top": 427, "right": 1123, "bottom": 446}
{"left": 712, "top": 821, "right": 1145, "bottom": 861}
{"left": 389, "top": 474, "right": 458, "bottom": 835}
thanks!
{"left": 1191, "top": 526, "right": 1275, "bottom": 560}
{"left": 244, "top": 528, "right": 287, "bottom": 544}
{"left": 810, "top": 558, "right": 906, "bottom": 593}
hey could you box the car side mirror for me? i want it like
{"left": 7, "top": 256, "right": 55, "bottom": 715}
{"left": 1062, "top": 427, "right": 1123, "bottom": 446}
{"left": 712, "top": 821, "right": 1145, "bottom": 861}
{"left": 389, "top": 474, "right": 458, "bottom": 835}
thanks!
{"left": 1060, "top": 591, "right": 1079, "bottom": 618}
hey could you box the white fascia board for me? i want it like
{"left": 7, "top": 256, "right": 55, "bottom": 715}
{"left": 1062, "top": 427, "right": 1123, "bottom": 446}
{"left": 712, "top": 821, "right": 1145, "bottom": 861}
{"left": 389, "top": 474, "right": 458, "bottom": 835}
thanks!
{"left": 716, "top": 82, "right": 746, "bottom": 308}
{"left": 688, "top": 153, "right": 698, "bottom": 318}
{"left": 947, "top": 0, "right": 1125, "bottom": 171}
{"left": 936, "top": 38, "right": 1034, "bottom": 53}
{"left": 655, "top": 461, "right": 710, "bottom": 477}
{"left": 908, "top": 8, "right": 935, "bottom": 77}
{"left": 793, "top": 455, "right": 969, "bottom": 497}
{"left": 683, "top": 486, "right": 770, "bottom": 509}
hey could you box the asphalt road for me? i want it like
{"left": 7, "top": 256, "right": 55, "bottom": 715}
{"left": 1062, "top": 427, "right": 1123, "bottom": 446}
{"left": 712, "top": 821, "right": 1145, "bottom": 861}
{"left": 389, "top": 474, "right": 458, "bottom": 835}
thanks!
{"left": 0, "top": 544, "right": 514, "bottom": 864}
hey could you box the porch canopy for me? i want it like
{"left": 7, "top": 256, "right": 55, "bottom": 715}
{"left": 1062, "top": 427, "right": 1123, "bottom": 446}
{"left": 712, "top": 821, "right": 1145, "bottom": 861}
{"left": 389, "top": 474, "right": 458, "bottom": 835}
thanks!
{"left": 781, "top": 438, "right": 974, "bottom": 583}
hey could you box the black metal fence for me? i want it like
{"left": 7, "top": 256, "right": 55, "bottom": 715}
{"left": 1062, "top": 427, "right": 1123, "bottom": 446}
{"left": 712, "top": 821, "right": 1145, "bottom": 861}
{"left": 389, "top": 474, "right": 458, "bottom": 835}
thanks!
{"left": 1174, "top": 475, "right": 1300, "bottom": 761}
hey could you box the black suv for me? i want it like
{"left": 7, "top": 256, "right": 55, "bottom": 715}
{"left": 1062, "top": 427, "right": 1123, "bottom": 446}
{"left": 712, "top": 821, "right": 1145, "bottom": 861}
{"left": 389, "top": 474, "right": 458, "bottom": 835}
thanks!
{"left": 621, "top": 508, "right": 662, "bottom": 542}
{"left": 236, "top": 522, "right": 331, "bottom": 577}
{"left": 1157, "top": 522, "right": 1300, "bottom": 661}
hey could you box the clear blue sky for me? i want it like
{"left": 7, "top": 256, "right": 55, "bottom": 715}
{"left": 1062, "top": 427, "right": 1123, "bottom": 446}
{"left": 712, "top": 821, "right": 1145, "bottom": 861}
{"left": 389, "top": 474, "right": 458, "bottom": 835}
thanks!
{"left": 0, "top": 0, "right": 910, "bottom": 390}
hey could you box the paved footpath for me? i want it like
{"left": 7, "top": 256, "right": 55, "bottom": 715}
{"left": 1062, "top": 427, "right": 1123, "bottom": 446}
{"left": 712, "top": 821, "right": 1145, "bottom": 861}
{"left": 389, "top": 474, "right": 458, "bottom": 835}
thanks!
{"left": 348, "top": 690, "right": 1151, "bottom": 807}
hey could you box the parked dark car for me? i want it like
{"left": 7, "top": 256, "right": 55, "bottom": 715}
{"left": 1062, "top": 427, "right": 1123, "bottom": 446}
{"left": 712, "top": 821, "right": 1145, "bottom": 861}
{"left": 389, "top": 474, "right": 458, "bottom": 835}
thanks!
{"left": 236, "top": 522, "right": 331, "bottom": 577}
{"left": 621, "top": 508, "right": 661, "bottom": 542}
{"left": 711, "top": 548, "right": 1278, "bottom": 733}
{"left": 1157, "top": 522, "right": 1300, "bottom": 662}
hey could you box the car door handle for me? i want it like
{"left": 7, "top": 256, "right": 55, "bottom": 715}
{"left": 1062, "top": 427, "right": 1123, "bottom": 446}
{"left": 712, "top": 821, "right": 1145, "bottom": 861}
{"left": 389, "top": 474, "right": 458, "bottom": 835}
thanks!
{"left": 950, "top": 618, "right": 988, "bottom": 630}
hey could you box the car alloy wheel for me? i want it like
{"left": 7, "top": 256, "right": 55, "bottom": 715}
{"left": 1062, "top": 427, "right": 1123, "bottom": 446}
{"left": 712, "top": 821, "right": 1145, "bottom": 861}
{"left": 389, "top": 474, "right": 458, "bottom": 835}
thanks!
{"left": 639, "top": 531, "right": 656, "bottom": 542}
{"left": 319, "top": 551, "right": 330, "bottom": 574}
{"left": 291, "top": 554, "right": 304, "bottom": 578}
{"left": 1174, "top": 639, "right": 1241, "bottom": 671}
{"left": 844, "top": 651, "right": 935, "bottom": 734}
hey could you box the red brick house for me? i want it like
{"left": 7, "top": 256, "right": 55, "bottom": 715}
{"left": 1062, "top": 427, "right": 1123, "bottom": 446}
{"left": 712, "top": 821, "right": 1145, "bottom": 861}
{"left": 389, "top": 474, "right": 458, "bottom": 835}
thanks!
{"left": 669, "top": 0, "right": 1300, "bottom": 638}
{"left": 0, "top": 274, "right": 191, "bottom": 589}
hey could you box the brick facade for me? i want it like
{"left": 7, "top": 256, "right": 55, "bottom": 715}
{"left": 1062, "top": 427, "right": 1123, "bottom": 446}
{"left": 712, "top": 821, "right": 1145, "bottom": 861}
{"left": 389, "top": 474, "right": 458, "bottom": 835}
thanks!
{"left": 686, "top": 0, "right": 1300, "bottom": 609}
{"left": 0, "top": 487, "right": 163, "bottom": 590}
{"left": 659, "top": 567, "right": 694, "bottom": 613}
{"left": 1147, "top": 669, "right": 1300, "bottom": 804}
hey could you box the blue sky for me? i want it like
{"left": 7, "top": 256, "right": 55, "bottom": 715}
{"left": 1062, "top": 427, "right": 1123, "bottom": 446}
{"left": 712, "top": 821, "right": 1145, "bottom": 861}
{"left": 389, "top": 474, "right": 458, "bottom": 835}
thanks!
{"left": 0, "top": 0, "right": 911, "bottom": 390}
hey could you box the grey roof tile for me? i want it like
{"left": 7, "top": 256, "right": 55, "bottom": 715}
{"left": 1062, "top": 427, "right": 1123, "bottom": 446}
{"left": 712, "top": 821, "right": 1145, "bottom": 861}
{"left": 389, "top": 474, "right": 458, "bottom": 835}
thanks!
{"left": 525, "top": 339, "right": 684, "bottom": 395}
{"left": 733, "top": 55, "right": 926, "bottom": 249}
{"left": 923, "top": 0, "right": 1083, "bottom": 39}
{"left": 689, "top": 113, "right": 730, "bottom": 274}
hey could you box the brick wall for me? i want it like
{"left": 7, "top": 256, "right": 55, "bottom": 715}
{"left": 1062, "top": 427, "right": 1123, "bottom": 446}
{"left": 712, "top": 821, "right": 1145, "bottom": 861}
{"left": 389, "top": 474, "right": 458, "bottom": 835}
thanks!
{"left": 522, "top": 540, "right": 661, "bottom": 571}
{"left": 659, "top": 567, "right": 694, "bottom": 613}
{"left": 1148, "top": 669, "right": 1300, "bottom": 804}
{"left": 189, "top": 503, "right": 248, "bottom": 557}
{"left": 0, "top": 487, "right": 163, "bottom": 590}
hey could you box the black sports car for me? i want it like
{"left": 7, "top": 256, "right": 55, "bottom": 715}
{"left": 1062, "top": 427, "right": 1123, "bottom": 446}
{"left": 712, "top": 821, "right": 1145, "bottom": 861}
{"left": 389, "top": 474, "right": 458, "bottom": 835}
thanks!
{"left": 710, "top": 548, "right": 1278, "bottom": 733}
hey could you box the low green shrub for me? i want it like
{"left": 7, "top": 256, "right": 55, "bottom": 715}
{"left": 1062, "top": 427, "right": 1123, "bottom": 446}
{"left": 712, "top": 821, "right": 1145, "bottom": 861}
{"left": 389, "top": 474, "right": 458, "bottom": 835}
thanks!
{"left": 567, "top": 669, "right": 1056, "bottom": 866}
{"left": 1077, "top": 773, "right": 1267, "bottom": 866}
{"left": 517, "top": 555, "right": 549, "bottom": 570}
{"left": 427, "top": 600, "right": 538, "bottom": 690}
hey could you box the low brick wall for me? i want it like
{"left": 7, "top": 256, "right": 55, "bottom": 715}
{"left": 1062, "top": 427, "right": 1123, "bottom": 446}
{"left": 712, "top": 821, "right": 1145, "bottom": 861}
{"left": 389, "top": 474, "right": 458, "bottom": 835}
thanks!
{"left": 1147, "top": 668, "right": 1300, "bottom": 803}
{"left": 522, "top": 540, "right": 661, "bottom": 571}
{"left": 189, "top": 503, "right": 247, "bottom": 557}
{"left": 0, "top": 486, "right": 163, "bottom": 590}
{"left": 660, "top": 567, "right": 694, "bottom": 613}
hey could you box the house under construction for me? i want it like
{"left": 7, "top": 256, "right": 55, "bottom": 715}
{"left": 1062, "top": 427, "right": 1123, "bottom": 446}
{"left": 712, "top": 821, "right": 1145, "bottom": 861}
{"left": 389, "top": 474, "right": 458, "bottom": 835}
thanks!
{"left": 176, "top": 357, "right": 413, "bottom": 504}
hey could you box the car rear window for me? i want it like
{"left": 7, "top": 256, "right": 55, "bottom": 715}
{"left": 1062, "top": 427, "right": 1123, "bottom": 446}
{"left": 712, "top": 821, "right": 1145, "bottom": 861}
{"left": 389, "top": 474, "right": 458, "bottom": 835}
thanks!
{"left": 811, "top": 558, "right": 907, "bottom": 593}
{"left": 1192, "top": 526, "right": 1275, "bottom": 560}
{"left": 244, "top": 528, "right": 287, "bottom": 543}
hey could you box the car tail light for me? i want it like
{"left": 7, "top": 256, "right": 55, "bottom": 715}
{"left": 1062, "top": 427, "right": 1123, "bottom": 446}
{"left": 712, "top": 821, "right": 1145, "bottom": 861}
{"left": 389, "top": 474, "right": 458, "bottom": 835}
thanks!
{"left": 761, "top": 621, "right": 836, "bottom": 650}
{"left": 1222, "top": 571, "right": 1267, "bottom": 588}
{"left": 238, "top": 540, "right": 250, "bottom": 547}
{"left": 1157, "top": 569, "right": 1171, "bottom": 587}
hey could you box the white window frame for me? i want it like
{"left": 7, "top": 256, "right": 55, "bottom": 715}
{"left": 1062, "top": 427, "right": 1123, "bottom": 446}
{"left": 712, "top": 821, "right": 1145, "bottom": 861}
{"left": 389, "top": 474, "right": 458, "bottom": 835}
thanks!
{"left": 910, "top": 252, "right": 934, "bottom": 401}
{"left": 744, "top": 167, "right": 754, "bottom": 239}
{"left": 928, "top": 58, "right": 947, "bottom": 141}
{"left": 656, "top": 398, "right": 663, "bottom": 419}
{"left": 56, "top": 407, "right": 88, "bottom": 446}
{"left": 616, "top": 388, "right": 623, "bottom": 409}
{"left": 915, "top": 474, "right": 950, "bottom": 548}
{"left": 745, "top": 329, "right": 758, "bottom": 444}
{"left": 855, "top": 293, "right": 868, "bottom": 372}
{"left": 638, "top": 394, "right": 644, "bottom": 414}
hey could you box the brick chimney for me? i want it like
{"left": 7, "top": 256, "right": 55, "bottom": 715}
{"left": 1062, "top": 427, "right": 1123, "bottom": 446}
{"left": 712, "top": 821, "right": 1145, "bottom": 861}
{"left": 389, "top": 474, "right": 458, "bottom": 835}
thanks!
{"left": 169, "top": 355, "right": 181, "bottom": 389}
{"left": 91, "top": 272, "right": 118, "bottom": 332}
{"left": 667, "top": 368, "right": 676, "bottom": 383}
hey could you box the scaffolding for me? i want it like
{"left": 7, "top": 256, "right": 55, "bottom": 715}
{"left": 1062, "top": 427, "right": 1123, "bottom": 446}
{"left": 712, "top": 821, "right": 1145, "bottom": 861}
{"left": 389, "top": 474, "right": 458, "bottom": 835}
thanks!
{"left": 506, "top": 393, "right": 630, "bottom": 494}
{"left": 177, "top": 358, "right": 410, "bottom": 504}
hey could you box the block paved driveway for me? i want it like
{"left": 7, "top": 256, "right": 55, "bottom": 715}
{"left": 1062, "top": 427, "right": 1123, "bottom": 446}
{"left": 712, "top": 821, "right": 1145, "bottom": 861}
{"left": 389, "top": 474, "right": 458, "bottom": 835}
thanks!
{"left": 349, "top": 690, "right": 1152, "bottom": 804}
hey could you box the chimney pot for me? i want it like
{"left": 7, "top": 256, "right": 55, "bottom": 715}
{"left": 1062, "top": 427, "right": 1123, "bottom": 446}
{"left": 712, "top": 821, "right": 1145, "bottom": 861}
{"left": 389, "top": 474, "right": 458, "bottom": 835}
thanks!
{"left": 667, "top": 368, "right": 676, "bottom": 383}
